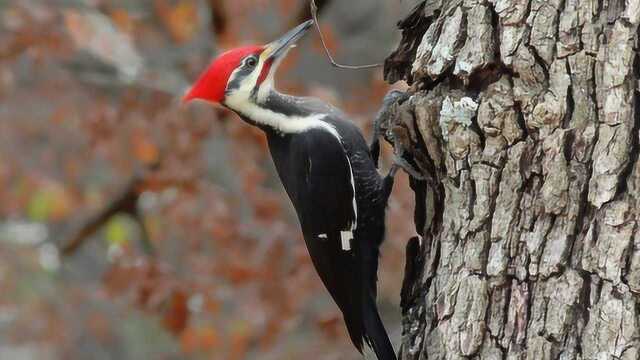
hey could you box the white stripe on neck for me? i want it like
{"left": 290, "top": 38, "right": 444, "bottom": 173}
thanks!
{"left": 227, "top": 99, "right": 340, "bottom": 138}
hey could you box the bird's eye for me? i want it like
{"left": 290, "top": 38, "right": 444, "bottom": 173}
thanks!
{"left": 246, "top": 57, "right": 258, "bottom": 67}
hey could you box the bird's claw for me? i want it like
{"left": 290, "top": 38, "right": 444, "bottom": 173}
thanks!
{"left": 381, "top": 89, "right": 409, "bottom": 106}
{"left": 392, "top": 153, "right": 425, "bottom": 180}
{"left": 371, "top": 90, "right": 410, "bottom": 167}
{"left": 374, "top": 91, "right": 409, "bottom": 132}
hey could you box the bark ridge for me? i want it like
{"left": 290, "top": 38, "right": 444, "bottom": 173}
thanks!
{"left": 384, "top": 1, "right": 640, "bottom": 359}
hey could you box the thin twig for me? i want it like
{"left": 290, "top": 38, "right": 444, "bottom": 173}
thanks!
{"left": 310, "top": 0, "right": 382, "bottom": 70}
{"left": 290, "top": 0, "right": 330, "bottom": 28}
{"left": 59, "top": 166, "right": 156, "bottom": 256}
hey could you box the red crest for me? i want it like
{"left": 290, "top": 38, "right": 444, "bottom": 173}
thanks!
{"left": 183, "top": 45, "right": 263, "bottom": 103}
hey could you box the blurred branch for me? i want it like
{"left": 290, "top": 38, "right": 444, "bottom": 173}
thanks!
{"left": 208, "top": 0, "right": 228, "bottom": 36}
{"left": 59, "top": 166, "right": 156, "bottom": 257}
{"left": 63, "top": 59, "right": 187, "bottom": 97}
{"left": 206, "top": 0, "right": 332, "bottom": 43}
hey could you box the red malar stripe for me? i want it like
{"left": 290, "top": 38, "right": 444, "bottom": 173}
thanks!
{"left": 256, "top": 58, "right": 274, "bottom": 86}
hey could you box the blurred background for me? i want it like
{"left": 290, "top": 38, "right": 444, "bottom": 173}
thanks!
{"left": 0, "top": 0, "right": 418, "bottom": 359}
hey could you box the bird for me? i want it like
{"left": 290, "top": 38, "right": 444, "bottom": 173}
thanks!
{"left": 183, "top": 20, "right": 398, "bottom": 360}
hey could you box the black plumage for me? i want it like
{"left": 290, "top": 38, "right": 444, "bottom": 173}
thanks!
{"left": 241, "top": 92, "right": 396, "bottom": 359}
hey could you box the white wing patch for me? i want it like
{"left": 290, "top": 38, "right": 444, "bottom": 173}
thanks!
{"left": 340, "top": 231, "right": 353, "bottom": 251}
{"left": 318, "top": 233, "right": 328, "bottom": 239}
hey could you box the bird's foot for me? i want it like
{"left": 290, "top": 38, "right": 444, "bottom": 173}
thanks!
{"left": 382, "top": 89, "right": 410, "bottom": 105}
{"left": 380, "top": 153, "right": 424, "bottom": 202}
{"left": 370, "top": 90, "right": 410, "bottom": 167}
{"left": 392, "top": 153, "right": 425, "bottom": 180}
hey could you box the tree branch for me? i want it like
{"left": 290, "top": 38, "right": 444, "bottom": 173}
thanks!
{"left": 59, "top": 166, "right": 155, "bottom": 256}
{"left": 208, "top": 0, "right": 228, "bottom": 36}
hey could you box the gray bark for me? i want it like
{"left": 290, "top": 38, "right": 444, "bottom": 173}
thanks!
{"left": 383, "top": 1, "right": 640, "bottom": 359}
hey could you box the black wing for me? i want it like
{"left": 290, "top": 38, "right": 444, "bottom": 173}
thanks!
{"left": 268, "top": 127, "right": 356, "bottom": 237}
{"left": 298, "top": 130, "right": 356, "bottom": 235}
{"left": 266, "top": 127, "right": 367, "bottom": 350}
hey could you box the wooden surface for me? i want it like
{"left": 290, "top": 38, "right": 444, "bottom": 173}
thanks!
{"left": 384, "top": 0, "right": 640, "bottom": 358}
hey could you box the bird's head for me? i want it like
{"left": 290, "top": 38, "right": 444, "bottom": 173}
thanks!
{"left": 183, "top": 20, "right": 313, "bottom": 109}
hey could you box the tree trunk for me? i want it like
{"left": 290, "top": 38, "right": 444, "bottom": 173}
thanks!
{"left": 383, "top": 1, "right": 640, "bottom": 359}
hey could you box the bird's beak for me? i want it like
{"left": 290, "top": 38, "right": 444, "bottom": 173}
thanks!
{"left": 262, "top": 19, "right": 314, "bottom": 62}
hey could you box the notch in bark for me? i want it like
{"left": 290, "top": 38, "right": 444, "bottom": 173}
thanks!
{"left": 384, "top": 2, "right": 431, "bottom": 84}
{"left": 400, "top": 235, "right": 425, "bottom": 314}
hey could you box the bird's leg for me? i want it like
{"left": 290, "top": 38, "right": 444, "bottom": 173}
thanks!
{"left": 370, "top": 90, "right": 409, "bottom": 168}
{"left": 373, "top": 89, "right": 423, "bottom": 202}
{"left": 392, "top": 150, "right": 425, "bottom": 180}
{"left": 381, "top": 163, "right": 399, "bottom": 203}
{"left": 381, "top": 150, "right": 426, "bottom": 203}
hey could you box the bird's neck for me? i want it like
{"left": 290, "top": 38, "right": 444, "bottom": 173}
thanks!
{"left": 260, "top": 91, "right": 309, "bottom": 117}
{"left": 228, "top": 90, "right": 321, "bottom": 135}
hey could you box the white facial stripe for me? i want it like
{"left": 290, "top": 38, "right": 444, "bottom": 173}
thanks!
{"left": 225, "top": 57, "right": 261, "bottom": 102}
{"left": 224, "top": 47, "right": 291, "bottom": 104}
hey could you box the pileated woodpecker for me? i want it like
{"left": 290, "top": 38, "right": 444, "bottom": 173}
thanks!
{"left": 184, "top": 20, "right": 398, "bottom": 360}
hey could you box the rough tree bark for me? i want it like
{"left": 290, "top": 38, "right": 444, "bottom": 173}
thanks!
{"left": 382, "top": 1, "right": 640, "bottom": 359}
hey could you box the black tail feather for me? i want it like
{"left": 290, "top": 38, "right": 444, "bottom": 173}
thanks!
{"left": 362, "top": 293, "right": 396, "bottom": 360}
{"left": 358, "top": 223, "right": 396, "bottom": 360}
